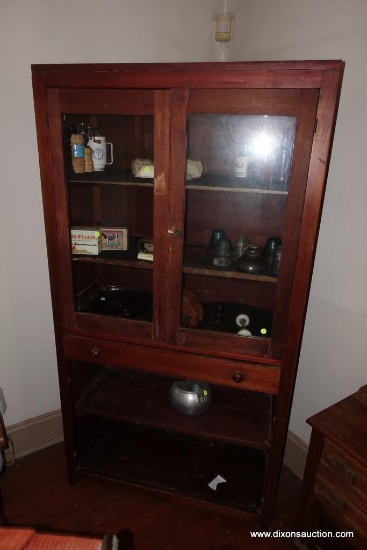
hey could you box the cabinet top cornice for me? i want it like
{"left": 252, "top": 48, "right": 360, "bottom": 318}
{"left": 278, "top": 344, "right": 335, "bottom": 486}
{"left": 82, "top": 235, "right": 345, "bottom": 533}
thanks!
{"left": 31, "top": 60, "right": 344, "bottom": 73}
{"left": 31, "top": 61, "right": 344, "bottom": 92}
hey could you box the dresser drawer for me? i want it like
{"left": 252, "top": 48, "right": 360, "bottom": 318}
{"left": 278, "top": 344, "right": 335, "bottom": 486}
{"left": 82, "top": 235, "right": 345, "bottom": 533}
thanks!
{"left": 320, "top": 440, "right": 367, "bottom": 508}
{"left": 314, "top": 471, "right": 367, "bottom": 540}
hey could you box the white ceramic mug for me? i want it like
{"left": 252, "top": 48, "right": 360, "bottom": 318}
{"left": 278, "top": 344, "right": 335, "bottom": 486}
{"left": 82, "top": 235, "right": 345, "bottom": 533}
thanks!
{"left": 87, "top": 136, "right": 113, "bottom": 171}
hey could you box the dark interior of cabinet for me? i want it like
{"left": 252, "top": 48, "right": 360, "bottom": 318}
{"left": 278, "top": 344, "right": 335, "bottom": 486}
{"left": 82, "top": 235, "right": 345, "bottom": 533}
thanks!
{"left": 74, "top": 263, "right": 153, "bottom": 320}
{"left": 72, "top": 362, "right": 273, "bottom": 514}
{"left": 64, "top": 113, "right": 154, "bottom": 172}
{"left": 69, "top": 180, "right": 281, "bottom": 326}
{"left": 73, "top": 364, "right": 273, "bottom": 447}
{"left": 68, "top": 182, "right": 153, "bottom": 238}
{"left": 77, "top": 418, "right": 266, "bottom": 514}
{"left": 185, "top": 188, "right": 287, "bottom": 250}
{"left": 186, "top": 114, "right": 295, "bottom": 186}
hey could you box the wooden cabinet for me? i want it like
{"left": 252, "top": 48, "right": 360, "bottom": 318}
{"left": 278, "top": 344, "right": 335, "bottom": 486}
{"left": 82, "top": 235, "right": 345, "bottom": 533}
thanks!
{"left": 31, "top": 61, "right": 343, "bottom": 527}
{"left": 296, "top": 386, "right": 367, "bottom": 548}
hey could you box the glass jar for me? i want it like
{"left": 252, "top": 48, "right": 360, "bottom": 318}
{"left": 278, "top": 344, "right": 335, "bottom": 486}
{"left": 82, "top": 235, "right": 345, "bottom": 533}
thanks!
{"left": 237, "top": 245, "right": 266, "bottom": 274}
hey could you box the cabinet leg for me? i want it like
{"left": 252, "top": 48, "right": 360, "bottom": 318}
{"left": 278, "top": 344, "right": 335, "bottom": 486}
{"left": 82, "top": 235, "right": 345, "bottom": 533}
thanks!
{"left": 0, "top": 488, "right": 7, "bottom": 525}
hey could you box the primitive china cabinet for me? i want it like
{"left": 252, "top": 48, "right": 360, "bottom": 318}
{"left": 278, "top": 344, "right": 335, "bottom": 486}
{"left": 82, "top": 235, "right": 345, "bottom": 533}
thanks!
{"left": 32, "top": 61, "right": 343, "bottom": 527}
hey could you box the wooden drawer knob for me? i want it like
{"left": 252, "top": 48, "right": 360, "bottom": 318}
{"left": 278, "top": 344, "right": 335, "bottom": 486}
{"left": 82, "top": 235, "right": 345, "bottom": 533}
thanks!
{"left": 232, "top": 371, "right": 243, "bottom": 383}
{"left": 90, "top": 347, "right": 100, "bottom": 358}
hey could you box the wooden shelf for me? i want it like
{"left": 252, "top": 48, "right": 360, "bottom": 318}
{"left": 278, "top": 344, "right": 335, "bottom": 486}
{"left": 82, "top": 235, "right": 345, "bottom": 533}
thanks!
{"left": 72, "top": 245, "right": 278, "bottom": 283}
{"left": 67, "top": 169, "right": 154, "bottom": 187}
{"left": 183, "top": 244, "right": 277, "bottom": 283}
{"left": 75, "top": 366, "right": 273, "bottom": 449}
{"left": 77, "top": 419, "right": 266, "bottom": 515}
{"left": 72, "top": 252, "right": 153, "bottom": 270}
{"left": 183, "top": 265, "right": 276, "bottom": 283}
{"left": 72, "top": 238, "right": 153, "bottom": 269}
{"left": 186, "top": 174, "right": 288, "bottom": 195}
{"left": 67, "top": 170, "right": 288, "bottom": 195}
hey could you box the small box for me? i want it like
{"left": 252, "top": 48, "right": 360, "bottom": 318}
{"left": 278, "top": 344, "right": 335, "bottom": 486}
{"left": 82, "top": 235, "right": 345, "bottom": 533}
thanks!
{"left": 100, "top": 226, "right": 129, "bottom": 251}
{"left": 138, "top": 239, "right": 153, "bottom": 261}
{"left": 71, "top": 227, "right": 102, "bottom": 255}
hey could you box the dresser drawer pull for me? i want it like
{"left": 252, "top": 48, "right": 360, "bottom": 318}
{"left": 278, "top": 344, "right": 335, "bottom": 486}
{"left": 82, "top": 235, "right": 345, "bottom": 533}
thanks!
{"left": 232, "top": 371, "right": 243, "bottom": 383}
{"left": 318, "top": 483, "right": 347, "bottom": 515}
{"left": 325, "top": 453, "right": 357, "bottom": 485}
{"left": 90, "top": 347, "right": 101, "bottom": 358}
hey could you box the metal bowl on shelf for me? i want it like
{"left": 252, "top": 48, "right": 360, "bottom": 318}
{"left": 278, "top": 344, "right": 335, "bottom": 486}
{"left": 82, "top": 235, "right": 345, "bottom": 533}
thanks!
{"left": 168, "top": 379, "right": 213, "bottom": 416}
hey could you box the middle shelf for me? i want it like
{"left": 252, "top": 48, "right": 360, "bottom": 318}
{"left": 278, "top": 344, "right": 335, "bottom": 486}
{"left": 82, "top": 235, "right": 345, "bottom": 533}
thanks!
{"left": 72, "top": 242, "right": 278, "bottom": 284}
{"left": 75, "top": 365, "right": 274, "bottom": 450}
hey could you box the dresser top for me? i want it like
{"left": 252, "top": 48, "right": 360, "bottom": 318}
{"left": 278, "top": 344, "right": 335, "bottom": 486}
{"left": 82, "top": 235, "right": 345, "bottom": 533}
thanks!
{"left": 307, "top": 385, "right": 367, "bottom": 463}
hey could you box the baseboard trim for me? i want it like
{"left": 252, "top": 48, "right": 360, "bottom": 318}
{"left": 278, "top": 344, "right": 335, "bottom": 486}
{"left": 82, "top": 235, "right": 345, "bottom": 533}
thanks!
{"left": 5, "top": 410, "right": 308, "bottom": 479}
{"left": 283, "top": 430, "right": 308, "bottom": 479}
{"left": 5, "top": 410, "right": 64, "bottom": 462}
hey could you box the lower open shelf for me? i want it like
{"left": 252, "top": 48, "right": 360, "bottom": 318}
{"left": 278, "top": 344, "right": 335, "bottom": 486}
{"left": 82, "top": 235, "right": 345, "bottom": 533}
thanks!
{"left": 75, "top": 365, "right": 273, "bottom": 448}
{"left": 76, "top": 418, "right": 266, "bottom": 515}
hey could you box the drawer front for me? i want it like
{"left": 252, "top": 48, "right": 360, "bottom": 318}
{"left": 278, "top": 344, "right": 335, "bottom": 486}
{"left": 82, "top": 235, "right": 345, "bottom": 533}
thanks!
{"left": 63, "top": 334, "right": 280, "bottom": 394}
{"left": 321, "top": 440, "right": 367, "bottom": 508}
{"left": 307, "top": 497, "right": 367, "bottom": 550}
{"left": 314, "top": 472, "right": 367, "bottom": 540}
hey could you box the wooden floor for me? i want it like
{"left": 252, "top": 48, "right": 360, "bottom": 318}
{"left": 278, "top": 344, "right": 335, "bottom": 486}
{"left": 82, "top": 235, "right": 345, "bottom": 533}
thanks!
{"left": 1, "top": 443, "right": 301, "bottom": 549}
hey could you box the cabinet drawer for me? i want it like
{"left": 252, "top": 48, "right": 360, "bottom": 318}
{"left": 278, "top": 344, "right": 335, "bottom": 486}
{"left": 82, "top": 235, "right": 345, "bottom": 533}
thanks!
{"left": 63, "top": 335, "right": 280, "bottom": 394}
{"left": 314, "top": 472, "right": 367, "bottom": 540}
{"left": 320, "top": 441, "right": 367, "bottom": 508}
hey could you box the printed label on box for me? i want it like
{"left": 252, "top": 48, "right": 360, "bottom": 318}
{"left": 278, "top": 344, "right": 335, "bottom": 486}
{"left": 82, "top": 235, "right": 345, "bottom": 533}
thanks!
{"left": 71, "top": 227, "right": 102, "bottom": 255}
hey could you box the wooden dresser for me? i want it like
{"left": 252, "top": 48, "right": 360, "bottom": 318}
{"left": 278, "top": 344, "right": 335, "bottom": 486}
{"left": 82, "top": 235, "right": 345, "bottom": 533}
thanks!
{"left": 296, "top": 386, "right": 367, "bottom": 549}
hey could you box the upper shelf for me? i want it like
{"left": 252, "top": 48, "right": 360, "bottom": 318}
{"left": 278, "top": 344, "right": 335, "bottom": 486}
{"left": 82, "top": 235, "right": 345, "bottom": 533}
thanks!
{"left": 68, "top": 169, "right": 153, "bottom": 187}
{"left": 67, "top": 169, "right": 289, "bottom": 195}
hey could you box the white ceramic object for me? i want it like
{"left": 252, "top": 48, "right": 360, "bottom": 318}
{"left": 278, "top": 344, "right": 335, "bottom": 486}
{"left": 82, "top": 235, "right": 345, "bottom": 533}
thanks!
{"left": 87, "top": 136, "right": 113, "bottom": 171}
{"left": 236, "top": 313, "right": 250, "bottom": 328}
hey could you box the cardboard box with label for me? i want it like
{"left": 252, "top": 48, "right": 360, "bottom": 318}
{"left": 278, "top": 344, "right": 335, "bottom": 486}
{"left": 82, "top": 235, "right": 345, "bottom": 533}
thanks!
{"left": 71, "top": 227, "right": 102, "bottom": 255}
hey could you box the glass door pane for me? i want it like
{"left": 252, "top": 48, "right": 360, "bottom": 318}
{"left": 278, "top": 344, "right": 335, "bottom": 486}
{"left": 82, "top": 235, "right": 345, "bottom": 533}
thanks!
{"left": 65, "top": 113, "right": 154, "bottom": 324}
{"left": 46, "top": 87, "right": 158, "bottom": 339}
{"left": 181, "top": 114, "right": 296, "bottom": 339}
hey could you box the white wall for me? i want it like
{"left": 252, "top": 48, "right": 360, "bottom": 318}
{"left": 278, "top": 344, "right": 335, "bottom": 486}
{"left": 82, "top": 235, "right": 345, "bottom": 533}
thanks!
{"left": 1, "top": 1, "right": 366, "bottom": 445}
{"left": 229, "top": 0, "right": 367, "bottom": 441}
{"left": 0, "top": 0, "right": 219, "bottom": 426}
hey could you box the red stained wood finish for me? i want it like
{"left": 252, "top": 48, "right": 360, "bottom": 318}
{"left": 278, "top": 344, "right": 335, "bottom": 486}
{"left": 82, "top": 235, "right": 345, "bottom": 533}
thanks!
{"left": 31, "top": 61, "right": 343, "bottom": 528}
{"left": 296, "top": 386, "right": 367, "bottom": 549}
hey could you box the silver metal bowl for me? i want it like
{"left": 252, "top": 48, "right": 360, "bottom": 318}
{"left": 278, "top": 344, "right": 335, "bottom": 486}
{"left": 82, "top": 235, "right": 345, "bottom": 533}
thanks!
{"left": 168, "top": 380, "right": 213, "bottom": 416}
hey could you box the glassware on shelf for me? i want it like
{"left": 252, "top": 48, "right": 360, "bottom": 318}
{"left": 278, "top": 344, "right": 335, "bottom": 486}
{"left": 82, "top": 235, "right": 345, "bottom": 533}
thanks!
{"left": 233, "top": 236, "right": 249, "bottom": 261}
{"left": 235, "top": 146, "right": 249, "bottom": 178}
{"left": 77, "top": 121, "right": 92, "bottom": 145}
{"left": 237, "top": 245, "right": 266, "bottom": 274}
{"left": 209, "top": 229, "right": 226, "bottom": 251}
{"left": 262, "top": 237, "right": 282, "bottom": 269}
{"left": 270, "top": 245, "right": 282, "bottom": 277}
{"left": 212, "top": 237, "right": 233, "bottom": 267}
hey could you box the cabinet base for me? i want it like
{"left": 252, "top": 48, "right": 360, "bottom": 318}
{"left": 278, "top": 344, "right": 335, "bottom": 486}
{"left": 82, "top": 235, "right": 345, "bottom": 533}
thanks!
{"left": 76, "top": 419, "right": 266, "bottom": 518}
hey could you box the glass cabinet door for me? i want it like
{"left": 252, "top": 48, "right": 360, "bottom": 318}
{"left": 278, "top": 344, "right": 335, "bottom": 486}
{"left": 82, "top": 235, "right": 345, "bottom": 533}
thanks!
{"left": 47, "top": 89, "right": 167, "bottom": 341}
{"left": 167, "top": 88, "right": 319, "bottom": 359}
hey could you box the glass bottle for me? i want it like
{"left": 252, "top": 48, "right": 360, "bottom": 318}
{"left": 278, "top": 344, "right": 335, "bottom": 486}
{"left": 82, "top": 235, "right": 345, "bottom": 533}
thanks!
{"left": 235, "top": 145, "right": 248, "bottom": 178}
{"left": 232, "top": 236, "right": 249, "bottom": 261}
